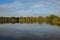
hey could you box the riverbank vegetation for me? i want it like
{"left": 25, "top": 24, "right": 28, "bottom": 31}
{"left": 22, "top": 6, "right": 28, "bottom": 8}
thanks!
{"left": 0, "top": 15, "right": 60, "bottom": 25}
{"left": 44, "top": 15, "right": 60, "bottom": 25}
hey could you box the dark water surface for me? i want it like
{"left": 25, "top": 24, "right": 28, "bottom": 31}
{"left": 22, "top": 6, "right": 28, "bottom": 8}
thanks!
{"left": 0, "top": 23, "right": 60, "bottom": 40}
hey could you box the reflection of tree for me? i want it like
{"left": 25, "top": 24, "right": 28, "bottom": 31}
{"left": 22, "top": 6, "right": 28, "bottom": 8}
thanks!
{"left": 44, "top": 15, "right": 60, "bottom": 25}
{"left": 0, "top": 15, "right": 60, "bottom": 26}
{"left": 52, "top": 18, "right": 60, "bottom": 25}
{"left": 44, "top": 16, "right": 50, "bottom": 23}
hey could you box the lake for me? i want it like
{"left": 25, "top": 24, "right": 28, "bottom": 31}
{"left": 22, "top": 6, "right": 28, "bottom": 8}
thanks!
{"left": 0, "top": 23, "right": 60, "bottom": 40}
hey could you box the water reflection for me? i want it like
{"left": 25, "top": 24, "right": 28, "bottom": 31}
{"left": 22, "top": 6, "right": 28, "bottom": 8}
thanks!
{"left": 0, "top": 22, "right": 60, "bottom": 26}
{"left": 0, "top": 23, "right": 60, "bottom": 40}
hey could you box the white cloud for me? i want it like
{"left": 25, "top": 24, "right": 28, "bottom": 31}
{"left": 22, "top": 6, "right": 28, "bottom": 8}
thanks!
{"left": 32, "top": 4, "right": 47, "bottom": 8}
{"left": 16, "top": 9, "right": 32, "bottom": 14}
{"left": 0, "top": 1, "right": 22, "bottom": 9}
{"left": 32, "top": 1, "right": 55, "bottom": 8}
{"left": 0, "top": 0, "right": 60, "bottom": 16}
{"left": 32, "top": 4, "right": 44, "bottom": 8}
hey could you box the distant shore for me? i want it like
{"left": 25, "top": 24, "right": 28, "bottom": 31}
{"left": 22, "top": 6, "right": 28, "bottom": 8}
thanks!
{"left": 0, "top": 15, "right": 60, "bottom": 25}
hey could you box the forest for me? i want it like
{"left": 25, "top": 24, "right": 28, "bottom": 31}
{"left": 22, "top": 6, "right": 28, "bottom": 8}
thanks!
{"left": 0, "top": 15, "right": 60, "bottom": 25}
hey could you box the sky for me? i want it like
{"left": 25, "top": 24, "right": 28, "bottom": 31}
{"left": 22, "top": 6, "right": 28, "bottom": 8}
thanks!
{"left": 0, "top": 0, "right": 60, "bottom": 17}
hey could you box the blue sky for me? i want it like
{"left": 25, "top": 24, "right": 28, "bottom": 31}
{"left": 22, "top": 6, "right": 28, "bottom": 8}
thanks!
{"left": 0, "top": 0, "right": 60, "bottom": 17}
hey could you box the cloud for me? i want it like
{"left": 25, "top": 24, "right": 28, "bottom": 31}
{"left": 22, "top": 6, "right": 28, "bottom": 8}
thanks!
{"left": 32, "top": 1, "right": 55, "bottom": 8}
{"left": 0, "top": 1, "right": 22, "bottom": 9}
{"left": 32, "top": 4, "right": 45, "bottom": 8}
{"left": 0, "top": 0, "right": 60, "bottom": 16}
{"left": 0, "top": 0, "right": 58, "bottom": 10}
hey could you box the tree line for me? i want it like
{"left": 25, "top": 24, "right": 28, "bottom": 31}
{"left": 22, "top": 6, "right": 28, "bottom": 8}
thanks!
{"left": 0, "top": 15, "right": 60, "bottom": 25}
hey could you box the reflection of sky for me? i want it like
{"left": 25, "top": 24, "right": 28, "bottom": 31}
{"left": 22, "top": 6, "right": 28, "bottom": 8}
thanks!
{"left": 0, "top": 0, "right": 60, "bottom": 17}
{"left": 0, "top": 24, "right": 60, "bottom": 37}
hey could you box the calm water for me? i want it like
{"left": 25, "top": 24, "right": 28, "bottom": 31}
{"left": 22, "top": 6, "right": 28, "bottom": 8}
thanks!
{"left": 0, "top": 23, "right": 60, "bottom": 40}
